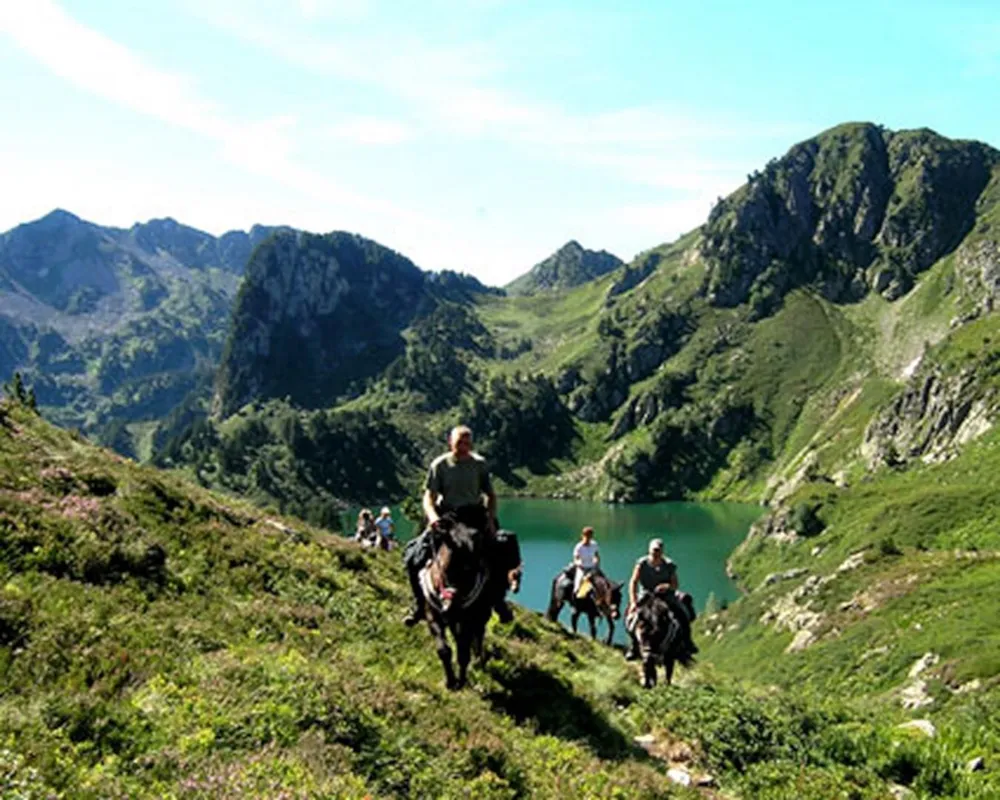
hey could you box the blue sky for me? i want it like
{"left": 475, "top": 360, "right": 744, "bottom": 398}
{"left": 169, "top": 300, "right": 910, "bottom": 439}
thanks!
{"left": 1, "top": 1, "right": 998, "bottom": 285}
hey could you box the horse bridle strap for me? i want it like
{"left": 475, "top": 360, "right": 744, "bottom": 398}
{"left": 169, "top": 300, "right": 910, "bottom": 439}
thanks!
{"left": 419, "top": 565, "right": 490, "bottom": 612}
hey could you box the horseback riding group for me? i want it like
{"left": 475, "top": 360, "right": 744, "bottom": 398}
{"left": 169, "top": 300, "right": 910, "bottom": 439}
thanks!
{"left": 375, "top": 424, "right": 698, "bottom": 690}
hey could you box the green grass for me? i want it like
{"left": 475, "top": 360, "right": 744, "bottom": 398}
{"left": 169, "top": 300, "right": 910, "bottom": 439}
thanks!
{"left": 6, "top": 400, "right": 983, "bottom": 797}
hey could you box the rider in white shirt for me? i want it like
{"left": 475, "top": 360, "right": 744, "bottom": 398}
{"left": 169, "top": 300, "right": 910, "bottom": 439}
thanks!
{"left": 572, "top": 526, "right": 601, "bottom": 594}
{"left": 374, "top": 506, "right": 395, "bottom": 549}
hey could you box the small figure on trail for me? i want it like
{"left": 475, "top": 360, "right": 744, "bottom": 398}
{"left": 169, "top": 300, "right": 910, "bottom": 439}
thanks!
{"left": 625, "top": 537, "right": 698, "bottom": 663}
{"left": 402, "top": 425, "right": 515, "bottom": 626}
{"left": 355, "top": 508, "right": 377, "bottom": 546}
{"left": 374, "top": 506, "right": 395, "bottom": 551}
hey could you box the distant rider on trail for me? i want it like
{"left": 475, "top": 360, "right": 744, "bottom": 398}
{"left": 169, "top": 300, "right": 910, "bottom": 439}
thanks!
{"left": 561, "top": 526, "right": 601, "bottom": 597}
{"left": 374, "top": 506, "right": 395, "bottom": 550}
{"left": 625, "top": 538, "right": 698, "bottom": 662}
{"left": 402, "top": 425, "right": 514, "bottom": 626}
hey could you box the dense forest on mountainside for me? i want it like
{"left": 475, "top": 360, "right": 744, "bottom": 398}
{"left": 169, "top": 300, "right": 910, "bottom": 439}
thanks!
{"left": 140, "top": 123, "right": 1000, "bottom": 528}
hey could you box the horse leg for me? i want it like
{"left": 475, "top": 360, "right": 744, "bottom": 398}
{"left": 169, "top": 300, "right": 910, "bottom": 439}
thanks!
{"left": 429, "top": 615, "right": 457, "bottom": 690}
{"left": 665, "top": 658, "right": 675, "bottom": 686}
{"left": 588, "top": 613, "right": 598, "bottom": 640}
{"left": 570, "top": 609, "right": 580, "bottom": 634}
{"left": 642, "top": 657, "right": 657, "bottom": 689}
{"left": 605, "top": 616, "right": 615, "bottom": 647}
{"left": 474, "top": 628, "right": 487, "bottom": 668}
{"left": 455, "top": 626, "right": 472, "bottom": 690}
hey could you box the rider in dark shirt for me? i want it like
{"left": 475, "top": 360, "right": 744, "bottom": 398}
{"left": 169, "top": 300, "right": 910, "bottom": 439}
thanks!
{"left": 625, "top": 538, "right": 697, "bottom": 661}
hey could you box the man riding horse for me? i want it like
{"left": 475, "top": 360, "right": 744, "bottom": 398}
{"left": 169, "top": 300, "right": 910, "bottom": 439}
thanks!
{"left": 403, "top": 425, "right": 515, "bottom": 627}
{"left": 625, "top": 538, "right": 698, "bottom": 663}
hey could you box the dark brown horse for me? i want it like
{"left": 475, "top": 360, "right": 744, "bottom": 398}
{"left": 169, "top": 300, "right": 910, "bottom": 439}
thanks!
{"left": 632, "top": 587, "right": 695, "bottom": 688}
{"left": 546, "top": 571, "right": 623, "bottom": 645}
{"left": 419, "top": 518, "right": 521, "bottom": 689}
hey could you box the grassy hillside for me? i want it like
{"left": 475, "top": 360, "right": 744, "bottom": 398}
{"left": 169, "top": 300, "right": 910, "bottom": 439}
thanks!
{"left": 7, "top": 400, "right": 996, "bottom": 797}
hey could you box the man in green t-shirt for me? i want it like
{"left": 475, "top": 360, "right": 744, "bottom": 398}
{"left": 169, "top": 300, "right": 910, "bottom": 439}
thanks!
{"left": 403, "top": 425, "right": 511, "bottom": 626}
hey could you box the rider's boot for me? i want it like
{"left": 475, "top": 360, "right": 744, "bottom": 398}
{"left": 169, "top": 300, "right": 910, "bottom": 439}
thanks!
{"left": 494, "top": 598, "right": 514, "bottom": 624}
{"left": 402, "top": 565, "right": 426, "bottom": 627}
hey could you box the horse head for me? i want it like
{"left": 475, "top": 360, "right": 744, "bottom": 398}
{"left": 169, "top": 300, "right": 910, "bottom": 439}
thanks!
{"left": 590, "top": 575, "right": 622, "bottom": 620}
{"left": 634, "top": 595, "right": 677, "bottom": 663}
{"left": 427, "top": 518, "right": 487, "bottom": 613}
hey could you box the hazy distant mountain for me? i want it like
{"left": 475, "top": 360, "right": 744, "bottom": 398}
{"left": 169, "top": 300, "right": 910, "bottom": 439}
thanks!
{"left": 0, "top": 210, "right": 287, "bottom": 443}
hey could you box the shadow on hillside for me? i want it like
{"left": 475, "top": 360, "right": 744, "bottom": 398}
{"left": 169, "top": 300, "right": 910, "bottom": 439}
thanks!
{"left": 482, "top": 662, "right": 637, "bottom": 761}
{"left": 493, "top": 465, "right": 527, "bottom": 489}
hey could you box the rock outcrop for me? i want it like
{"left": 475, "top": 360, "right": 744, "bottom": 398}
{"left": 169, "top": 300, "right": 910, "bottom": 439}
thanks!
{"left": 701, "top": 124, "right": 1000, "bottom": 316}
{"left": 863, "top": 366, "right": 998, "bottom": 468}
{"left": 213, "top": 231, "right": 432, "bottom": 416}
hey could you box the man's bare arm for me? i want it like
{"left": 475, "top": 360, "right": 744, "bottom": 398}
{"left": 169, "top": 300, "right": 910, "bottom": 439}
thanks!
{"left": 628, "top": 562, "right": 641, "bottom": 608}
{"left": 422, "top": 489, "right": 439, "bottom": 524}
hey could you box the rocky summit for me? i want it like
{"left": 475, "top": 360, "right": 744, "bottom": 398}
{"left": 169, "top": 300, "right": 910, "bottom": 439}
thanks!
{"left": 505, "top": 240, "right": 624, "bottom": 296}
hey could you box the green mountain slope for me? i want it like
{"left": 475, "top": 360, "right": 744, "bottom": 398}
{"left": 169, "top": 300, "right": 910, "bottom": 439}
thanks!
{"left": 157, "top": 123, "right": 1000, "bottom": 523}
{"left": 5, "top": 398, "right": 997, "bottom": 798}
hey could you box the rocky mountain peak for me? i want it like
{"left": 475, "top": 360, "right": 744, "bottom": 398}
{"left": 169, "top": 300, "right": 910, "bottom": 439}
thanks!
{"left": 701, "top": 122, "right": 1000, "bottom": 317}
{"left": 212, "top": 230, "right": 432, "bottom": 416}
{"left": 505, "top": 241, "right": 623, "bottom": 296}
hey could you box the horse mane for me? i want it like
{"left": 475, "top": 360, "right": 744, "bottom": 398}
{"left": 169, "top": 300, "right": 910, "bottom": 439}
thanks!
{"left": 447, "top": 522, "right": 477, "bottom": 554}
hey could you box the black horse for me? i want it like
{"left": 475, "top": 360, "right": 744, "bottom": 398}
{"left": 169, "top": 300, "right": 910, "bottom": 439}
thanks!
{"left": 546, "top": 570, "right": 623, "bottom": 645}
{"left": 419, "top": 517, "right": 521, "bottom": 690}
{"left": 632, "top": 587, "right": 695, "bottom": 688}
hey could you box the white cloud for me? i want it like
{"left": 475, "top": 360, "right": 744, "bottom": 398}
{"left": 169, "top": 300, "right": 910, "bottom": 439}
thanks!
{"left": 188, "top": 2, "right": 805, "bottom": 196}
{"left": 297, "top": 0, "right": 373, "bottom": 19}
{"left": 327, "top": 116, "right": 413, "bottom": 145}
{"left": 0, "top": 1, "right": 427, "bottom": 223}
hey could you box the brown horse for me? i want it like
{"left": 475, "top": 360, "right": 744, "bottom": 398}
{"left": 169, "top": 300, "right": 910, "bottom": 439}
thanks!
{"left": 546, "top": 571, "right": 623, "bottom": 645}
{"left": 420, "top": 518, "right": 521, "bottom": 689}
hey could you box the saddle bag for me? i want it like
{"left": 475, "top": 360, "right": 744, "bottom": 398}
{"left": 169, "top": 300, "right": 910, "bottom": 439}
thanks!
{"left": 493, "top": 529, "right": 521, "bottom": 572}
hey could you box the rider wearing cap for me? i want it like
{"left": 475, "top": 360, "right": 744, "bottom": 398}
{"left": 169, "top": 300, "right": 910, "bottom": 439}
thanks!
{"left": 625, "top": 537, "right": 697, "bottom": 661}
{"left": 402, "top": 425, "right": 513, "bottom": 626}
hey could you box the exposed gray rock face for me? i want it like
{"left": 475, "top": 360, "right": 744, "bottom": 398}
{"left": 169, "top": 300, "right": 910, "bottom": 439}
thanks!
{"left": 700, "top": 124, "right": 999, "bottom": 314}
{"left": 956, "top": 236, "right": 1000, "bottom": 316}
{"left": 0, "top": 210, "right": 285, "bottom": 433}
{"left": 863, "top": 366, "right": 998, "bottom": 468}
{"left": 606, "top": 250, "right": 662, "bottom": 299}
{"left": 568, "top": 312, "right": 692, "bottom": 424}
{"left": 212, "top": 231, "right": 432, "bottom": 416}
